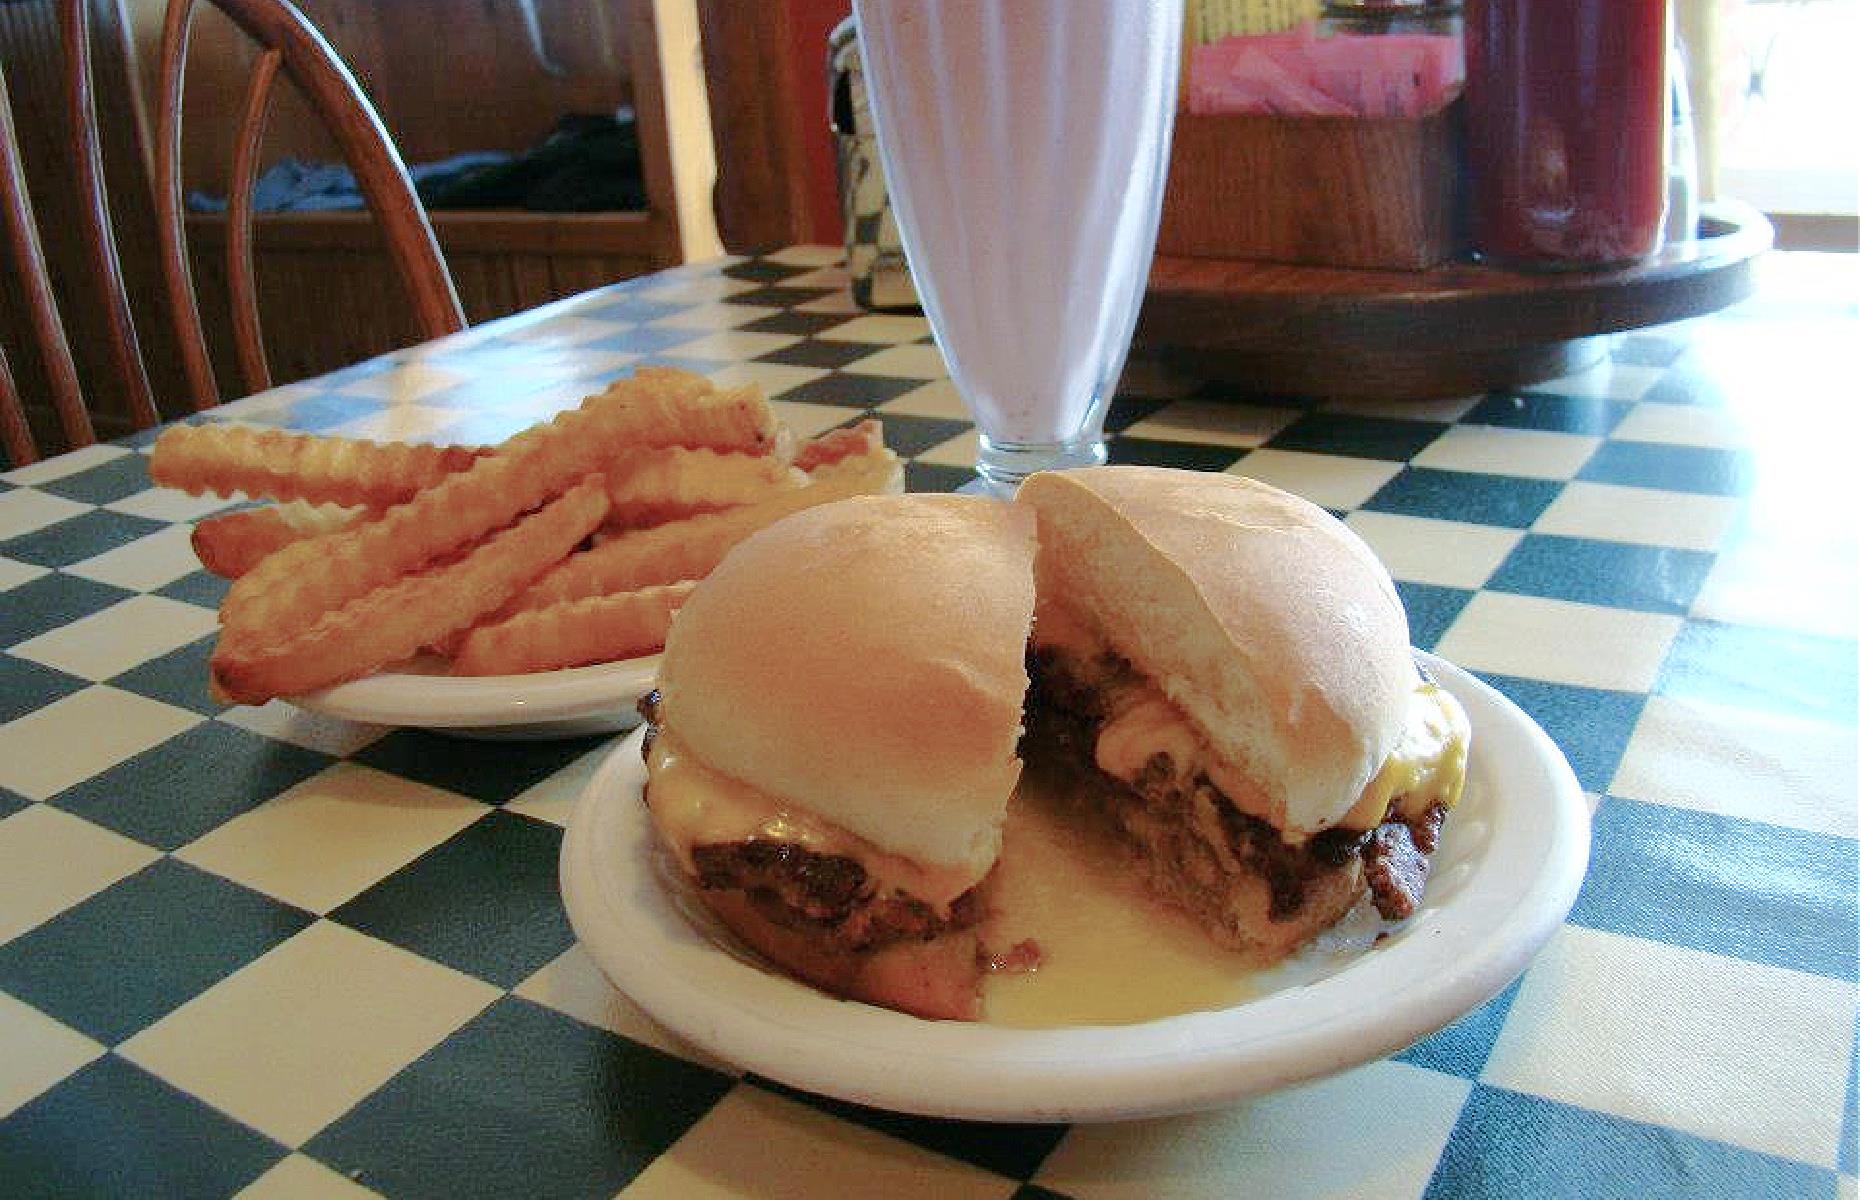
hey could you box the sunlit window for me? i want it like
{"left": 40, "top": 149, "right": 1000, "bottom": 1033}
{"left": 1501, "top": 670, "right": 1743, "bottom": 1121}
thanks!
{"left": 1717, "top": 0, "right": 1858, "bottom": 223}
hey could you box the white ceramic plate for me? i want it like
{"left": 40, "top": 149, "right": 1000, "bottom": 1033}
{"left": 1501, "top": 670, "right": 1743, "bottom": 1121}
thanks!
{"left": 560, "top": 652, "right": 1588, "bottom": 1120}
{"left": 292, "top": 654, "right": 661, "bottom": 740}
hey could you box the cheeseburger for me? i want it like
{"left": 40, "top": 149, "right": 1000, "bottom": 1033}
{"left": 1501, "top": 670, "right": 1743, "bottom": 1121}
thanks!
{"left": 638, "top": 494, "right": 1037, "bottom": 1020}
{"left": 1017, "top": 467, "right": 1468, "bottom": 963}
{"left": 637, "top": 468, "right": 1469, "bottom": 1020}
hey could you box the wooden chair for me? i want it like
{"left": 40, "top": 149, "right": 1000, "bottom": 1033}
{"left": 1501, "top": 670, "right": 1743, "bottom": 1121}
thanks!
{"left": 0, "top": 0, "right": 465, "bottom": 467}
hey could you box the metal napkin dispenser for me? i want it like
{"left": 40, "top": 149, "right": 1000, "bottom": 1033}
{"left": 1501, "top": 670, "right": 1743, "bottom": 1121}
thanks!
{"left": 829, "top": 17, "right": 919, "bottom": 312}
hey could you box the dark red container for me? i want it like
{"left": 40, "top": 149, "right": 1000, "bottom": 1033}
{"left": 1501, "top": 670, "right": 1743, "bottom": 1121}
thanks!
{"left": 1463, "top": 0, "right": 1669, "bottom": 268}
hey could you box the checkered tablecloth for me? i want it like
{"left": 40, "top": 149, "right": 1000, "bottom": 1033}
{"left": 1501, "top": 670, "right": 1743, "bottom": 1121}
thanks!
{"left": 2, "top": 246, "right": 1854, "bottom": 1198}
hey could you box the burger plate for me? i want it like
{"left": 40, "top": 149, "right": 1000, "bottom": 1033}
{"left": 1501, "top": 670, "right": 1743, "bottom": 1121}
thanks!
{"left": 290, "top": 653, "right": 661, "bottom": 740}
{"left": 560, "top": 650, "right": 1588, "bottom": 1121}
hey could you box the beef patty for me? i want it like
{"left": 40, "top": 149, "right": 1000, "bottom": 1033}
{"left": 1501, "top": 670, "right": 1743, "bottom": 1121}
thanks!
{"left": 1024, "top": 649, "right": 1441, "bottom": 924}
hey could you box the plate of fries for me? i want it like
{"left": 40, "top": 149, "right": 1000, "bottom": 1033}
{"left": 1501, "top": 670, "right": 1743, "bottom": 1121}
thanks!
{"left": 151, "top": 367, "right": 902, "bottom": 737}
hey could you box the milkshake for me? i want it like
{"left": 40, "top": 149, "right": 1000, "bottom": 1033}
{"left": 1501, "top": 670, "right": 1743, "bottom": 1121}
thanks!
{"left": 854, "top": 0, "right": 1182, "bottom": 490}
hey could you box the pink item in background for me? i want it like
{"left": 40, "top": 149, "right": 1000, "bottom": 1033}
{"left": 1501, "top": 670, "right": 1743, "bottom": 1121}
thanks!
{"left": 1191, "top": 46, "right": 1352, "bottom": 115}
{"left": 1187, "top": 23, "right": 1462, "bottom": 117}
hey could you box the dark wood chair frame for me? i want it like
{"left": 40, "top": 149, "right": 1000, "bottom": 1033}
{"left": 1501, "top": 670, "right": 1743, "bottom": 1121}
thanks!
{"left": 1, "top": 0, "right": 465, "bottom": 466}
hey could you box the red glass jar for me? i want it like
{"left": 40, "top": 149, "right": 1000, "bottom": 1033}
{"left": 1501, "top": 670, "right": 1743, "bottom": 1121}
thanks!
{"left": 1463, "top": 0, "right": 1669, "bottom": 269}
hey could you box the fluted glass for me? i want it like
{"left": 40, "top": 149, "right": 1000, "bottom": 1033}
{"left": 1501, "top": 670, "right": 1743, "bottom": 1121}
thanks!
{"left": 854, "top": 0, "right": 1183, "bottom": 492}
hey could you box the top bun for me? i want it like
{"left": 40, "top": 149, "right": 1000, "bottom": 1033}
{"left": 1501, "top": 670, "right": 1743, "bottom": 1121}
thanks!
{"left": 1017, "top": 466, "right": 1414, "bottom": 835}
{"left": 655, "top": 493, "right": 1038, "bottom": 883}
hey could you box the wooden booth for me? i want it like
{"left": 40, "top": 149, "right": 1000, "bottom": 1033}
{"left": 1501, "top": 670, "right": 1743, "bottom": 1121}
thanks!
{"left": 0, "top": 0, "right": 720, "bottom": 441}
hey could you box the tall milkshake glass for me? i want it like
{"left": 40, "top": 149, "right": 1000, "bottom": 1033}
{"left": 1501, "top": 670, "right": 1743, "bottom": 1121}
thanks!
{"left": 853, "top": 0, "right": 1182, "bottom": 493}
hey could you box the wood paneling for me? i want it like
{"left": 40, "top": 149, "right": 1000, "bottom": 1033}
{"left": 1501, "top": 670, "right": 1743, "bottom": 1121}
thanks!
{"left": 698, "top": 0, "right": 845, "bottom": 253}
{"left": 141, "top": 0, "right": 712, "bottom": 387}
{"left": 783, "top": 0, "right": 848, "bottom": 244}
{"left": 186, "top": 210, "right": 659, "bottom": 383}
{"left": 697, "top": 0, "right": 807, "bottom": 253}
{"left": 125, "top": 0, "right": 636, "bottom": 194}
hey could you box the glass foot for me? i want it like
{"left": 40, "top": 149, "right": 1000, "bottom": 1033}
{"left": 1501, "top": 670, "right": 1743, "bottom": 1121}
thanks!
{"left": 972, "top": 434, "right": 1107, "bottom": 495}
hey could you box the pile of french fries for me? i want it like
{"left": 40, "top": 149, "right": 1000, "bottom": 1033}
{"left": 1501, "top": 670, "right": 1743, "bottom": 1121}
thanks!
{"left": 149, "top": 366, "right": 901, "bottom": 706}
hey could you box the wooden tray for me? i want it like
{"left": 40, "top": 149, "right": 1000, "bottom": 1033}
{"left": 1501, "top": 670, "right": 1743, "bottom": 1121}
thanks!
{"left": 1134, "top": 201, "right": 1773, "bottom": 401}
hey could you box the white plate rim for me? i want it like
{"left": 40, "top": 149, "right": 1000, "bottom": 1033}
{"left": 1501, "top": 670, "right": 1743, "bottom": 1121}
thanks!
{"left": 292, "top": 654, "right": 661, "bottom": 731}
{"left": 560, "top": 651, "right": 1589, "bottom": 1121}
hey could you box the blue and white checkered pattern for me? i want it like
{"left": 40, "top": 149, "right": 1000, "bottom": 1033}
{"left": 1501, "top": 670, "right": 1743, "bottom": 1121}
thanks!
{"left": 1, "top": 246, "right": 1854, "bottom": 1198}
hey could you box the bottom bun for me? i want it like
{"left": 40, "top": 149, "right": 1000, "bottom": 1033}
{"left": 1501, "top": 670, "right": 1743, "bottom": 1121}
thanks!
{"left": 698, "top": 891, "right": 984, "bottom": 1022}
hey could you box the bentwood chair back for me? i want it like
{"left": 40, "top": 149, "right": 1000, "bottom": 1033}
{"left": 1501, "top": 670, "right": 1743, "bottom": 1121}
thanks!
{"left": 0, "top": 0, "right": 465, "bottom": 467}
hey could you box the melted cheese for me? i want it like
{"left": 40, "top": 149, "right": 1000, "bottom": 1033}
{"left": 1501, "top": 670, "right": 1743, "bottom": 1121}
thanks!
{"left": 980, "top": 776, "right": 1263, "bottom": 1025}
{"left": 643, "top": 732, "right": 979, "bottom": 909}
{"left": 1338, "top": 683, "right": 1469, "bottom": 829}
{"left": 1087, "top": 668, "right": 1468, "bottom": 836}
{"left": 1094, "top": 695, "right": 1201, "bottom": 784}
{"left": 1039, "top": 608, "right": 1280, "bottom": 825}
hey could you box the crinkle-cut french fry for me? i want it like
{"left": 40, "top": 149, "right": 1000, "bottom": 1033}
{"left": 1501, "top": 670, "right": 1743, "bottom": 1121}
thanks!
{"left": 211, "top": 478, "right": 609, "bottom": 704}
{"left": 451, "top": 581, "right": 696, "bottom": 675}
{"left": 191, "top": 502, "right": 366, "bottom": 579}
{"left": 500, "top": 442, "right": 902, "bottom": 616}
{"left": 220, "top": 369, "right": 777, "bottom": 644}
{"left": 150, "top": 424, "right": 488, "bottom": 507}
{"left": 793, "top": 419, "right": 886, "bottom": 473}
{"left": 603, "top": 447, "right": 806, "bottom": 528}
{"left": 574, "top": 368, "right": 777, "bottom": 457}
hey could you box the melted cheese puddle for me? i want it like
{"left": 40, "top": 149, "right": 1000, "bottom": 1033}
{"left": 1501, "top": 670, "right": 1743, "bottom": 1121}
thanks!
{"left": 644, "top": 685, "right": 1459, "bottom": 1026}
{"left": 980, "top": 762, "right": 1264, "bottom": 1026}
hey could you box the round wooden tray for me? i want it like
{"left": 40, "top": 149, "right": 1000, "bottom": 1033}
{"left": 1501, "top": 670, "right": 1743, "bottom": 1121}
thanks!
{"left": 1135, "top": 200, "right": 1773, "bottom": 401}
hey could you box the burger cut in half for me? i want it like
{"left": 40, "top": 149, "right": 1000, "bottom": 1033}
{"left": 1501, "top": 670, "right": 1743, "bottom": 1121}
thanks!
{"left": 1018, "top": 467, "right": 1469, "bottom": 964}
{"left": 638, "top": 494, "right": 1037, "bottom": 1020}
{"left": 637, "top": 467, "right": 1470, "bottom": 1021}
